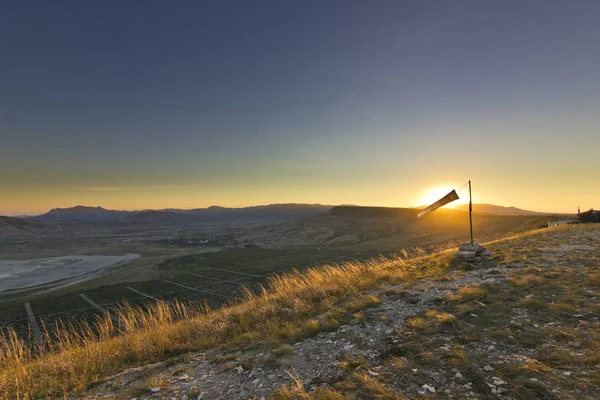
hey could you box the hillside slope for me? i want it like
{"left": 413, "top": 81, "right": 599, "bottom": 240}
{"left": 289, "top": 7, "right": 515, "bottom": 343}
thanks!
{"left": 240, "top": 205, "right": 559, "bottom": 248}
{"left": 79, "top": 224, "right": 599, "bottom": 400}
{"left": 0, "top": 216, "right": 50, "bottom": 238}
{"left": 3, "top": 224, "right": 598, "bottom": 399}
{"left": 452, "top": 203, "right": 550, "bottom": 215}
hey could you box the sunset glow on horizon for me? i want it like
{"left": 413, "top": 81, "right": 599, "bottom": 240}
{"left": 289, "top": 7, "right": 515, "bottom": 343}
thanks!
{"left": 2, "top": 2, "right": 599, "bottom": 216}
{"left": 413, "top": 185, "right": 469, "bottom": 209}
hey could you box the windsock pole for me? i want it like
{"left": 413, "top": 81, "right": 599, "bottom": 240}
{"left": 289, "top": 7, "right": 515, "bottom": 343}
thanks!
{"left": 469, "top": 180, "right": 473, "bottom": 243}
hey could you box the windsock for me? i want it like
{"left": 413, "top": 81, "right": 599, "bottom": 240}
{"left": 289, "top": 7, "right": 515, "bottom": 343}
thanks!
{"left": 417, "top": 189, "right": 459, "bottom": 217}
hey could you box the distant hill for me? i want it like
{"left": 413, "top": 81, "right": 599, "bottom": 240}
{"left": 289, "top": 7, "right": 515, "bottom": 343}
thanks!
{"left": 0, "top": 216, "right": 51, "bottom": 238}
{"left": 186, "top": 204, "right": 332, "bottom": 222}
{"left": 330, "top": 206, "right": 416, "bottom": 218}
{"left": 240, "top": 205, "right": 563, "bottom": 248}
{"left": 124, "top": 210, "right": 193, "bottom": 225}
{"left": 25, "top": 203, "right": 554, "bottom": 224}
{"left": 32, "top": 206, "right": 134, "bottom": 222}
{"left": 451, "top": 203, "right": 547, "bottom": 215}
{"left": 30, "top": 204, "right": 332, "bottom": 224}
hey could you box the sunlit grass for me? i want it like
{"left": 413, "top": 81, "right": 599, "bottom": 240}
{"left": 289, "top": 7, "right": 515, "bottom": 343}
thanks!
{"left": 2, "top": 224, "right": 596, "bottom": 399}
{"left": 0, "top": 253, "right": 448, "bottom": 399}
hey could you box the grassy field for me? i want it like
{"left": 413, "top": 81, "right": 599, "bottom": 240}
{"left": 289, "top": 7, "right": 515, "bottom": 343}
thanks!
{"left": 0, "top": 248, "right": 446, "bottom": 398}
{"left": 0, "top": 212, "right": 562, "bottom": 341}
{"left": 1, "top": 222, "right": 592, "bottom": 398}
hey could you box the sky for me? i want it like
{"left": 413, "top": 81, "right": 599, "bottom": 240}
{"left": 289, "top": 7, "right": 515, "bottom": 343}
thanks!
{"left": 1, "top": 0, "right": 599, "bottom": 215}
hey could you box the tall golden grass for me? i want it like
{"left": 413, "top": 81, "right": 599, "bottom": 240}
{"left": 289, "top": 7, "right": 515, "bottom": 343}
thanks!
{"left": 0, "top": 253, "right": 453, "bottom": 399}
{"left": 0, "top": 225, "right": 563, "bottom": 399}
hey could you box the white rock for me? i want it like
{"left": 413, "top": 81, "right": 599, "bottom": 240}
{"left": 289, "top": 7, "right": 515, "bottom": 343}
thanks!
{"left": 563, "top": 371, "right": 572, "bottom": 376}
{"left": 454, "top": 372, "right": 463, "bottom": 379}
{"left": 440, "top": 346, "right": 450, "bottom": 351}
{"left": 368, "top": 371, "right": 379, "bottom": 376}
{"left": 236, "top": 365, "right": 244, "bottom": 374}
{"left": 252, "top": 378, "right": 260, "bottom": 384}
{"left": 420, "top": 384, "right": 436, "bottom": 393}
{"left": 483, "top": 365, "right": 494, "bottom": 372}
{"left": 182, "top": 395, "right": 189, "bottom": 400}
{"left": 178, "top": 374, "right": 189, "bottom": 380}
{"left": 343, "top": 344, "right": 354, "bottom": 350}
{"left": 151, "top": 387, "right": 160, "bottom": 393}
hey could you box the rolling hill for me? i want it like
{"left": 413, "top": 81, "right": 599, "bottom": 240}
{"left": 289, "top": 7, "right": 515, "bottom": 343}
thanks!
{"left": 238, "top": 205, "right": 562, "bottom": 249}
{"left": 0, "top": 216, "right": 57, "bottom": 239}
{"left": 451, "top": 203, "right": 549, "bottom": 215}
{"left": 32, "top": 206, "right": 134, "bottom": 222}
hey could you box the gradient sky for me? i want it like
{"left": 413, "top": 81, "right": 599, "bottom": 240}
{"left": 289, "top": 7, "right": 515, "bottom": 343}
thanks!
{"left": 2, "top": 0, "right": 599, "bottom": 215}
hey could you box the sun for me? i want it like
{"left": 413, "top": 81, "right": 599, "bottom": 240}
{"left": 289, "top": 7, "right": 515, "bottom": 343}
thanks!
{"left": 414, "top": 185, "right": 468, "bottom": 208}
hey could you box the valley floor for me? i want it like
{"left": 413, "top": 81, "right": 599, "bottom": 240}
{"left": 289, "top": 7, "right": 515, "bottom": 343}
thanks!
{"left": 80, "top": 224, "right": 600, "bottom": 400}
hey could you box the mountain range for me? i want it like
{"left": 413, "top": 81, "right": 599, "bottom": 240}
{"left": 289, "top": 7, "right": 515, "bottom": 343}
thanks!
{"left": 0, "top": 203, "right": 558, "bottom": 227}
{"left": 29, "top": 204, "right": 334, "bottom": 224}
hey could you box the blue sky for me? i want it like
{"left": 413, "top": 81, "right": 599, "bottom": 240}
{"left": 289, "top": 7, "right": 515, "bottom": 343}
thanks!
{"left": 1, "top": 1, "right": 599, "bottom": 214}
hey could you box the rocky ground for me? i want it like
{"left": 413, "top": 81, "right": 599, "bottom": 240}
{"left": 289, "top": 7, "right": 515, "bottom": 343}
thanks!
{"left": 80, "top": 225, "right": 600, "bottom": 400}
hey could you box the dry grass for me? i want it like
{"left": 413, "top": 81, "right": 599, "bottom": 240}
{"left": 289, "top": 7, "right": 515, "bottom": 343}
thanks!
{"left": 335, "top": 372, "right": 407, "bottom": 400}
{"left": 3, "top": 224, "right": 596, "bottom": 399}
{"left": 372, "top": 224, "right": 600, "bottom": 399}
{"left": 271, "top": 370, "right": 348, "bottom": 400}
{"left": 0, "top": 254, "right": 447, "bottom": 399}
{"left": 268, "top": 224, "right": 600, "bottom": 400}
{"left": 511, "top": 274, "right": 545, "bottom": 287}
{"left": 447, "top": 285, "right": 488, "bottom": 302}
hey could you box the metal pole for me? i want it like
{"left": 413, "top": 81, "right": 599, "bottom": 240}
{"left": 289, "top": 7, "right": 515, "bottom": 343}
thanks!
{"left": 469, "top": 180, "right": 473, "bottom": 243}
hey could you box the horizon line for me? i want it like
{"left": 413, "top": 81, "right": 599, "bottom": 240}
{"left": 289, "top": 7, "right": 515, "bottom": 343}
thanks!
{"left": 1, "top": 202, "right": 578, "bottom": 218}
